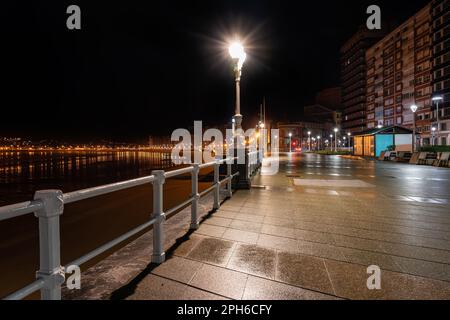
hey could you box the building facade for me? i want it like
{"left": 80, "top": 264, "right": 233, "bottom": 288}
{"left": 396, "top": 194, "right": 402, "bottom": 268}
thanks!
{"left": 341, "top": 26, "right": 387, "bottom": 134}
{"left": 431, "top": 0, "right": 450, "bottom": 145}
{"left": 365, "top": 4, "right": 435, "bottom": 146}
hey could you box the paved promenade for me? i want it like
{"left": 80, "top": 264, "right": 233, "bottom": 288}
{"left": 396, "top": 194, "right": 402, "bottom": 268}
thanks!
{"left": 66, "top": 153, "right": 450, "bottom": 300}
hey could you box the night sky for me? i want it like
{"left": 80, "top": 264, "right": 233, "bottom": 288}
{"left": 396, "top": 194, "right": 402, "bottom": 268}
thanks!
{"left": 1, "top": 0, "right": 430, "bottom": 142}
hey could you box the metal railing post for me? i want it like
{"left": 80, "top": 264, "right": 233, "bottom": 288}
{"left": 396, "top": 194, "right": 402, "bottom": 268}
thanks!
{"left": 34, "top": 190, "right": 65, "bottom": 300}
{"left": 227, "top": 160, "right": 233, "bottom": 198}
{"left": 213, "top": 159, "right": 220, "bottom": 210}
{"left": 190, "top": 164, "right": 200, "bottom": 230}
{"left": 151, "top": 170, "right": 166, "bottom": 264}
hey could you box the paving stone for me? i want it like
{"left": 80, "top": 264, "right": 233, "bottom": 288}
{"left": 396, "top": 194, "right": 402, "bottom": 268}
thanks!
{"left": 257, "top": 234, "right": 298, "bottom": 253}
{"left": 196, "top": 224, "right": 227, "bottom": 238}
{"left": 152, "top": 256, "right": 203, "bottom": 284}
{"left": 295, "top": 229, "right": 335, "bottom": 245}
{"left": 235, "top": 213, "right": 265, "bottom": 223}
{"left": 339, "top": 247, "right": 402, "bottom": 272}
{"left": 392, "top": 256, "right": 450, "bottom": 282}
{"left": 126, "top": 275, "right": 187, "bottom": 300}
{"left": 172, "top": 234, "right": 204, "bottom": 257}
{"left": 261, "top": 224, "right": 297, "bottom": 239}
{"left": 243, "top": 276, "right": 339, "bottom": 300}
{"left": 204, "top": 217, "right": 232, "bottom": 227}
{"left": 222, "top": 228, "right": 259, "bottom": 244}
{"left": 229, "top": 219, "right": 263, "bottom": 233}
{"left": 297, "top": 240, "right": 346, "bottom": 261}
{"left": 227, "top": 244, "right": 277, "bottom": 279}
{"left": 276, "top": 252, "right": 335, "bottom": 295}
{"left": 189, "top": 264, "right": 248, "bottom": 300}
{"left": 325, "top": 259, "right": 450, "bottom": 300}
{"left": 187, "top": 236, "right": 235, "bottom": 264}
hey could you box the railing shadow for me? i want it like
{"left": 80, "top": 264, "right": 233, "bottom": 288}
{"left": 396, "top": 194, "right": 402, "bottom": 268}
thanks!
{"left": 109, "top": 198, "right": 227, "bottom": 300}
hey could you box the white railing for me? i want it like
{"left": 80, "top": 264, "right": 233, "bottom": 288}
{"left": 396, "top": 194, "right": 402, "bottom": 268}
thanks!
{"left": 0, "top": 157, "right": 238, "bottom": 300}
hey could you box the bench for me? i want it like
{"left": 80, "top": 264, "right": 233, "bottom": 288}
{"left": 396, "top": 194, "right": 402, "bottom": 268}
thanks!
{"left": 418, "top": 152, "right": 437, "bottom": 165}
{"left": 433, "top": 152, "right": 450, "bottom": 167}
{"left": 396, "top": 151, "right": 412, "bottom": 162}
{"left": 383, "top": 151, "right": 397, "bottom": 161}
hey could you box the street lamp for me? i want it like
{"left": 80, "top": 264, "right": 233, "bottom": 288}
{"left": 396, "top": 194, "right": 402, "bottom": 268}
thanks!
{"left": 289, "top": 132, "right": 292, "bottom": 153}
{"left": 317, "top": 135, "right": 321, "bottom": 151}
{"left": 410, "top": 104, "right": 418, "bottom": 152}
{"left": 431, "top": 126, "right": 436, "bottom": 146}
{"left": 432, "top": 95, "right": 443, "bottom": 146}
{"left": 229, "top": 41, "right": 247, "bottom": 134}
{"left": 330, "top": 134, "right": 333, "bottom": 151}
{"left": 333, "top": 128, "right": 338, "bottom": 152}
{"left": 347, "top": 132, "right": 351, "bottom": 149}
{"left": 307, "top": 131, "right": 311, "bottom": 151}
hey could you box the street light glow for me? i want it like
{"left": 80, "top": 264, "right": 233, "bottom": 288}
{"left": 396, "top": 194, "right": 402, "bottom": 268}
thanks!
{"left": 432, "top": 96, "right": 443, "bottom": 102}
{"left": 334, "top": 128, "right": 338, "bottom": 133}
{"left": 410, "top": 104, "right": 418, "bottom": 113}
{"left": 289, "top": 133, "right": 292, "bottom": 137}
{"left": 229, "top": 41, "right": 246, "bottom": 69}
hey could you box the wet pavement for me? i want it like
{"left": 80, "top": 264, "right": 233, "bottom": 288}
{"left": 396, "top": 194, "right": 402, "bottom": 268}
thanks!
{"left": 67, "top": 153, "right": 450, "bottom": 300}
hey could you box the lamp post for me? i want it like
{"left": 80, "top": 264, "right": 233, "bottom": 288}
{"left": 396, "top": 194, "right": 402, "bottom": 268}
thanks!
{"left": 290, "top": 133, "right": 293, "bottom": 153}
{"left": 432, "top": 96, "right": 443, "bottom": 146}
{"left": 330, "top": 134, "right": 333, "bottom": 152}
{"left": 347, "top": 132, "right": 351, "bottom": 149}
{"left": 431, "top": 127, "right": 436, "bottom": 146}
{"left": 410, "top": 104, "right": 418, "bottom": 152}
{"left": 229, "top": 42, "right": 247, "bottom": 135}
{"left": 334, "top": 128, "right": 338, "bottom": 152}
{"left": 317, "top": 136, "right": 321, "bottom": 151}
{"left": 307, "top": 131, "right": 311, "bottom": 151}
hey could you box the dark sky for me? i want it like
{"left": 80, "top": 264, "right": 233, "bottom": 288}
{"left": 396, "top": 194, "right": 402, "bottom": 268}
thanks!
{"left": 1, "top": 0, "right": 430, "bottom": 142}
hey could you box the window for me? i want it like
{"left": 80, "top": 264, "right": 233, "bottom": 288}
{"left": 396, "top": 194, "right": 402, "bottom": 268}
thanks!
{"left": 384, "top": 108, "right": 394, "bottom": 117}
{"left": 385, "top": 98, "right": 394, "bottom": 106}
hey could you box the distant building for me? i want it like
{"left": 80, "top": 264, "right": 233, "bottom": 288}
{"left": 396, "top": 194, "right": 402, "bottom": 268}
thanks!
{"left": 365, "top": 4, "right": 433, "bottom": 145}
{"left": 303, "top": 87, "right": 342, "bottom": 127}
{"left": 340, "top": 26, "right": 388, "bottom": 133}
{"left": 431, "top": 0, "right": 450, "bottom": 145}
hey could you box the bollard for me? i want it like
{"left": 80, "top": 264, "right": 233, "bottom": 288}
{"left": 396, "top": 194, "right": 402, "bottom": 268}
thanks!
{"left": 151, "top": 170, "right": 166, "bottom": 264}
{"left": 190, "top": 164, "right": 200, "bottom": 230}
{"left": 227, "top": 160, "right": 233, "bottom": 198}
{"left": 213, "top": 159, "right": 220, "bottom": 210}
{"left": 34, "top": 190, "right": 65, "bottom": 300}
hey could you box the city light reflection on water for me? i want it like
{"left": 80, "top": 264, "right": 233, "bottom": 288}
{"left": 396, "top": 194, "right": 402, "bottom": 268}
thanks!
{"left": 0, "top": 151, "right": 176, "bottom": 205}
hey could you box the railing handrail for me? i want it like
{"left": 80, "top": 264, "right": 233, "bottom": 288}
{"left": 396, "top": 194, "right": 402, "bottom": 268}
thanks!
{"left": 1, "top": 156, "right": 241, "bottom": 300}
{"left": 0, "top": 200, "right": 44, "bottom": 222}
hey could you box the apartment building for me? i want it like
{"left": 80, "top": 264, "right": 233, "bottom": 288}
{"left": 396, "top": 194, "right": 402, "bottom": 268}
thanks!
{"left": 341, "top": 26, "right": 387, "bottom": 133}
{"left": 431, "top": 0, "right": 450, "bottom": 145}
{"left": 365, "top": 4, "right": 434, "bottom": 145}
